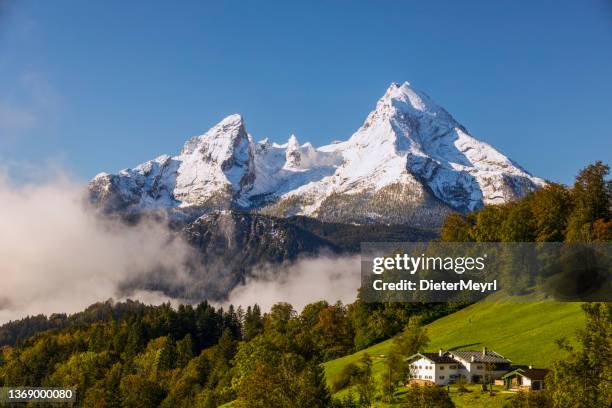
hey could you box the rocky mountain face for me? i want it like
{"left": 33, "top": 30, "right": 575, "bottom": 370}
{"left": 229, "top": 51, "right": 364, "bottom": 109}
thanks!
{"left": 118, "top": 212, "right": 339, "bottom": 300}
{"left": 89, "top": 82, "right": 544, "bottom": 227}
{"left": 116, "top": 212, "right": 436, "bottom": 300}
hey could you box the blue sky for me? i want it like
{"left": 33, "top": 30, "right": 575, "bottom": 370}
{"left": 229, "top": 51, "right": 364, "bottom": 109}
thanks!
{"left": 0, "top": 0, "right": 611, "bottom": 183}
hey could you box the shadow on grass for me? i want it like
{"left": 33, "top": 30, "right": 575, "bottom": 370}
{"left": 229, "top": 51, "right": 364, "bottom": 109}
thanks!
{"left": 448, "top": 342, "right": 482, "bottom": 350}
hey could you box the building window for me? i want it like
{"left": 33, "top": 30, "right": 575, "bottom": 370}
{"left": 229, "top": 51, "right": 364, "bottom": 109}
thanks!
{"left": 477, "top": 365, "right": 483, "bottom": 370}
{"left": 439, "top": 366, "right": 445, "bottom": 370}
{"left": 450, "top": 365, "right": 457, "bottom": 369}
{"left": 439, "top": 376, "right": 445, "bottom": 380}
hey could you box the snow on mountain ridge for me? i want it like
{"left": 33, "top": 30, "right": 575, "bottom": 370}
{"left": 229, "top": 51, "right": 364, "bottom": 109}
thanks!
{"left": 89, "top": 82, "right": 545, "bottom": 224}
{"left": 327, "top": 81, "right": 545, "bottom": 211}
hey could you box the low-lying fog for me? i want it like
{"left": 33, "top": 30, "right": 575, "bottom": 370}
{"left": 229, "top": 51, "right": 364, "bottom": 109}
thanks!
{"left": 0, "top": 168, "right": 360, "bottom": 323}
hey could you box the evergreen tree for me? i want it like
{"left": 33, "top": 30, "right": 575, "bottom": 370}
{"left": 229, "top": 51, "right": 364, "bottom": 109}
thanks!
{"left": 176, "top": 334, "right": 194, "bottom": 368}
{"left": 355, "top": 353, "right": 377, "bottom": 407}
{"left": 103, "top": 363, "right": 123, "bottom": 408}
{"left": 124, "top": 319, "right": 146, "bottom": 360}
{"left": 194, "top": 301, "right": 223, "bottom": 350}
{"left": 216, "top": 329, "right": 236, "bottom": 363}
{"left": 156, "top": 337, "right": 177, "bottom": 372}
{"left": 294, "top": 362, "right": 332, "bottom": 408}
{"left": 223, "top": 305, "right": 242, "bottom": 341}
{"left": 243, "top": 304, "right": 264, "bottom": 341}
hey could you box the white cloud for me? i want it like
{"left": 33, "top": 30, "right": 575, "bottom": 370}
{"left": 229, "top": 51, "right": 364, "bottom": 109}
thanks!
{"left": 0, "top": 165, "right": 362, "bottom": 323}
{"left": 222, "top": 255, "right": 361, "bottom": 312}
{"left": 0, "top": 169, "right": 197, "bottom": 323}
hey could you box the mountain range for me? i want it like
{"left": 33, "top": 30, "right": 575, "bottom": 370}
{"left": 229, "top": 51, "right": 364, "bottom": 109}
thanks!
{"left": 88, "top": 82, "right": 545, "bottom": 299}
{"left": 89, "top": 82, "right": 544, "bottom": 227}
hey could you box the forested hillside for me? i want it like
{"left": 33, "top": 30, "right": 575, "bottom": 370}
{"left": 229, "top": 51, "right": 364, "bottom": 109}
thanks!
{"left": 0, "top": 299, "right": 463, "bottom": 407}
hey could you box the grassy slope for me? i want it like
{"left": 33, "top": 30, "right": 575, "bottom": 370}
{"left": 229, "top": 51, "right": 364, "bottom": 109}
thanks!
{"left": 323, "top": 296, "right": 585, "bottom": 407}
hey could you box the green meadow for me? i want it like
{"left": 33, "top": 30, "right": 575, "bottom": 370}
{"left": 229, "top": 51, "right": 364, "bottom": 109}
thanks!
{"left": 323, "top": 295, "right": 585, "bottom": 406}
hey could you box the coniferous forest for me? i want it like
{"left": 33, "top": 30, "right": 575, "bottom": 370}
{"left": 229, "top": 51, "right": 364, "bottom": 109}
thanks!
{"left": 0, "top": 297, "right": 463, "bottom": 407}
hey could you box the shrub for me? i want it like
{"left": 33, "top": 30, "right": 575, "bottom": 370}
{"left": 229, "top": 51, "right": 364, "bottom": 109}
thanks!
{"left": 331, "top": 363, "right": 361, "bottom": 393}
{"left": 402, "top": 383, "right": 455, "bottom": 408}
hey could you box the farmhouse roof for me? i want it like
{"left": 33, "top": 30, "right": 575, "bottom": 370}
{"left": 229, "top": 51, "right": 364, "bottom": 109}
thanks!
{"left": 406, "top": 352, "right": 457, "bottom": 364}
{"left": 407, "top": 348, "right": 511, "bottom": 365}
{"left": 450, "top": 350, "right": 510, "bottom": 364}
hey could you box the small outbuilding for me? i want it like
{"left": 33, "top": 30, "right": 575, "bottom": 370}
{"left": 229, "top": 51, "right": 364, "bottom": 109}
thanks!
{"left": 502, "top": 367, "right": 549, "bottom": 391}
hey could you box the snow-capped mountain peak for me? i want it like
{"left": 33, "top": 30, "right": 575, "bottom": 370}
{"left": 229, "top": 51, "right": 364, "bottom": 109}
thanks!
{"left": 361, "top": 82, "right": 456, "bottom": 131}
{"left": 181, "top": 113, "right": 246, "bottom": 156}
{"left": 174, "top": 114, "right": 254, "bottom": 204}
{"left": 89, "top": 82, "right": 545, "bottom": 225}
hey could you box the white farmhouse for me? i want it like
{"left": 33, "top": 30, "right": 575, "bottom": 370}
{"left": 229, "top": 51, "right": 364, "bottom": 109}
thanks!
{"left": 407, "top": 348, "right": 512, "bottom": 386}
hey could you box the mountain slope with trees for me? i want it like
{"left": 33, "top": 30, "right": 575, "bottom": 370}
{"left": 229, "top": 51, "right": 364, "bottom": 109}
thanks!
{"left": 0, "top": 299, "right": 463, "bottom": 407}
